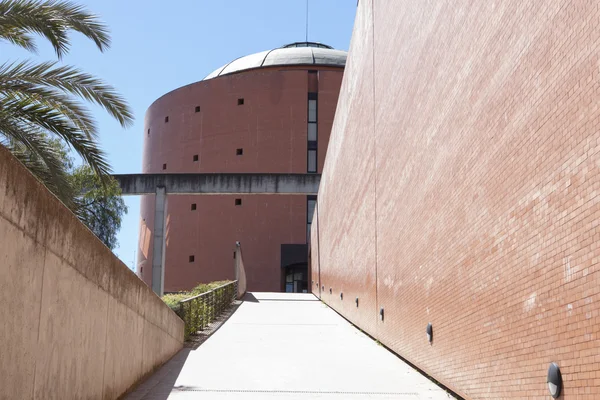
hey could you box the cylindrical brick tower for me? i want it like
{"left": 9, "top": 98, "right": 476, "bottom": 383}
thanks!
{"left": 137, "top": 42, "right": 346, "bottom": 293}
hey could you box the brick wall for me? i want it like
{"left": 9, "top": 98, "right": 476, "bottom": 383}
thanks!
{"left": 312, "top": 1, "right": 600, "bottom": 398}
{"left": 139, "top": 67, "right": 343, "bottom": 292}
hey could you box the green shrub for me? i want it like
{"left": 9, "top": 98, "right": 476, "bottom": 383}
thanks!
{"left": 162, "top": 280, "right": 232, "bottom": 311}
{"left": 162, "top": 280, "right": 235, "bottom": 340}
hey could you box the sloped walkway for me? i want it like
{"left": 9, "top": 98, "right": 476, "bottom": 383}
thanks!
{"left": 125, "top": 293, "right": 455, "bottom": 400}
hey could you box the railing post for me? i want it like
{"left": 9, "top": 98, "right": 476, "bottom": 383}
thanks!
{"left": 218, "top": 288, "right": 222, "bottom": 314}
{"left": 210, "top": 290, "right": 215, "bottom": 323}
{"left": 199, "top": 296, "right": 204, "bottom": 331}
{"left": 193, "top": 297, "right": 198, "bottom": 335}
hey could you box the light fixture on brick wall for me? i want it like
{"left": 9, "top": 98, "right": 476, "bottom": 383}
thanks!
{"left": 355, "top": 297, "right": 359, "bottom": 307}
{"left": 340, "top": 292, "right": 343, "bottom": 300}
{"left": 379, "top": 307, "right": 384, "bottom": 322}
{"left": 547, "top": 363, "right": 562, "bottom": 398}
{"left": 426, "top": 323, "right": 433, "bottom": 344}
{"left": 329, "top": 287, "right": 332, "bottom": 294}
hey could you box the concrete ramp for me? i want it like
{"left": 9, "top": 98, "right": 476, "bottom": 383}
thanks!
{"left": 126, "top": 293, "right": 454, "bottom": 399}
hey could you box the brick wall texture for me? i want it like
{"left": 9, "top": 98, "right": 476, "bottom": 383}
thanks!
{"left": 312, "top": 1, "right": 600, "bottom": 398}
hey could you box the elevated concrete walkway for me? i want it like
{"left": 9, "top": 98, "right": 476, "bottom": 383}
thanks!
{"left": 126, "top": 293, "right": 454, "bottom": 400}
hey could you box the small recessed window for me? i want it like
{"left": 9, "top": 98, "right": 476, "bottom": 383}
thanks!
{"left": 236, "top": 148, "right": 243, "bottom": 155}
{"left": 165, "top": 116, "right": 169, "bottom": 123}
{"left": 189, "top": 255, "right": 195, "bottom": 263}
{"left": 147, "top": 128, "right": 150, "bottom": 135}
{"left": 191, "top": 203, "right": 197, "bottom": 211}
{"left": 195, "top": 106, "right": 200, "bottom": 113}
{"left": 235, "top": 198, "right": 242, "bottom": 206}
{"left": 162, "top": 163, "right": 167, "bottom": 170}
{"left": 237, "top": 98, "right": 244, "bottom": 105}
{"left": 193, "top": 154, "right": 199, "bottom": 162}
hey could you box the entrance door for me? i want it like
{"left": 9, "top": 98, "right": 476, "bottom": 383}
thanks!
{"left": 284, "top": 264, "right": 308, "bottom": 293}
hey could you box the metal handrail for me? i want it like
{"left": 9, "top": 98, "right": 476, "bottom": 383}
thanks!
{"left": 177, "top": 280, "right": 238, "bottom": 340}
{"left": 179, "top": 281, "right": 237, "bottom": 304}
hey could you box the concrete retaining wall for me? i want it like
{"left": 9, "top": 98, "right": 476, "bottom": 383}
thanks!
{"left": 313, "top": 1, "right": 600, "bottom": 399}
{"left": 0, "top": 146, "right": 184, "bottom": 399}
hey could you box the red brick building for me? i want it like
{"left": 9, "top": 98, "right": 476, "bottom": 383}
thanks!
{"left": 312, "top": 1, "right": 600, "bottom": 399}
{"left": 137, "top": 42, "right": 345, "bottom": 293}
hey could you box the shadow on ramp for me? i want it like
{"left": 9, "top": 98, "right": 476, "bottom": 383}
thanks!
{"left": 123, "top": 349, "right": 191, "bottom": 400}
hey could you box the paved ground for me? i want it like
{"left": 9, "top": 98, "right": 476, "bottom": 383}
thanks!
{"left": 126, "top": 293, "right": 455, "bottom": 400}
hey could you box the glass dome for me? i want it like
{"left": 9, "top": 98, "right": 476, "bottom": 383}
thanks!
{"left": 204, "top": 42, "right": 346, "bottom": 80}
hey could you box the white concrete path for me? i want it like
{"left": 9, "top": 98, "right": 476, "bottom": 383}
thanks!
{"left": 126, "top": 292, "right": 455, "bottom": 400}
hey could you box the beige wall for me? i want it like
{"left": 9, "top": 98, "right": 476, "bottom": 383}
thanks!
{"left": 0, "top": 146, "right": 184, "bottom": 399}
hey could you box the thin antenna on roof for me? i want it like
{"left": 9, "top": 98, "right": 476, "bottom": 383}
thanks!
{"left": 305, "top": 0, "right": 309, "bottom": 42}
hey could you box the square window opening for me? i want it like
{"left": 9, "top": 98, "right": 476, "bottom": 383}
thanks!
{"left": 235, "top": 198, "right": 242, "bottom": 206}
{"left": 165, "top": 116, "right": 169, "bottom": 123}
{"left": 237, "top": 98, "right": 244, "bottom": 105}
{"left": 195, "top": 106, "right": 200, "bottom": 113}
{"left": 189, "top": 255, "right": 195, "bottom": 263}
{"left": 193, "top": 154, "right": 199, "bottom": 162}
{"left": 236, "top": 148, "right": 243, "bottom": 155}
{"left": 191, "top": 203, "right": 197, "bottom": 211}
{"left": 162, "top": 163, "right": 167, "bottom": 170}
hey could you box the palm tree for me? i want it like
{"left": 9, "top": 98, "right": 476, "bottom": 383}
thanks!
{"left": 0, "top": 0, "right": 133, "bottom": 209}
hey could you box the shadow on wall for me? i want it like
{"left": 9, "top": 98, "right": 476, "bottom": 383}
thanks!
{"left": 0, "top": 146, "right": 184, "bottom": 399}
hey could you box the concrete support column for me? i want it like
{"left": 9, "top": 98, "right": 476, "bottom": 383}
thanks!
{"left": 152, "top": 186, "right": 167, "bottom": 296}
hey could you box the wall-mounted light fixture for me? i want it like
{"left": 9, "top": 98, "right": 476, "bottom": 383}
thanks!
{"left": 379, "top": 307, "right": 384, "bottom": 321}
{"left": 355, "top": 297, "right": 359, "bottom": 307}
{"left": 329, "top": 287, "right": 332, "bottom": 294}
{"left": 426, "top": 323, "right": 433, "bottom": 344}
{"left": 340, "top": 292, "right": 343, "bottom": 300}
{"left": 547, "top": 362, "right": 562, "bottom": 399}
{"left": 322, "top": 285, "right": 324, "bottom": 291}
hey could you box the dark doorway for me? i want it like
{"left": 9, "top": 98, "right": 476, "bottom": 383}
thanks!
{"left": 284, "top": 264, "right": 308, "bottom": 293}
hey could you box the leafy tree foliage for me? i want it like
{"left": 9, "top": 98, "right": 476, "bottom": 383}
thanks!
{"left": 71, "top": 165, "right": 127, "bottom": 250}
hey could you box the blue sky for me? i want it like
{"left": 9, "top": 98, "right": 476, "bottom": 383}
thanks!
{"left": 2, "top": 0, "right": 357, "bottom": 269}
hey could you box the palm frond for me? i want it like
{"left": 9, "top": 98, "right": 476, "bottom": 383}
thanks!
{"left": 0, "top": 0, "right": 133, "bottom": 203}
{"left": 0, "top": 0, "right": 110, "bottom": 58}
{"left": 0, "top": 95, "right": 111, "bottom": 177}
{"left": 1, "top": 80, "right": 97, "bottom": 139}
{"left": 0, "top": 25, "right": 36, "bottom": 52}
{"left": 0, "top": 61, "right": 133, "bottom": 128}
{"left": 0, "top": 124, "right": 76, "bottom": 209}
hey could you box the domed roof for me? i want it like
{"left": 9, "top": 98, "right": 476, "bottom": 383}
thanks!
{"left": 203, "top": 42, "right": 347, "bottom": 80}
